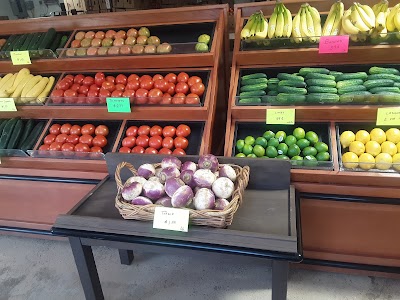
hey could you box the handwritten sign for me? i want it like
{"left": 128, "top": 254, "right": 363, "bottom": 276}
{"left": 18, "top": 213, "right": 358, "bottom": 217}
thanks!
{"left": 266, "top": 108, "right": 295, "bottom": 125}
{"left": 153, "top": 207, "right": 189, "bottom": 232}
{"left": 376, "top": 107, "right": 400, "bottom": 126}
{"left": 0, "top": 98, "right": 17, "bottom": 111}
{"left": 10, "top": 51, "right": 31, "bottom": 65}
{"left": 319, "top": 35, "right": 349, "bottom": 54}
{"left": 106, "top": 97, "right": 131, "bottom": 113}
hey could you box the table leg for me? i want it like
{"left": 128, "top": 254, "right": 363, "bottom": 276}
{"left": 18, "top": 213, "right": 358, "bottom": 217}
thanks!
{"left": 69, "top": 237, "right": 104, "bottom": 300}
{"left": 118, "top": 249, "right": 134, "bottom": 265}
{"left": 272, "top": 260, "right": 289, "bottom": 300}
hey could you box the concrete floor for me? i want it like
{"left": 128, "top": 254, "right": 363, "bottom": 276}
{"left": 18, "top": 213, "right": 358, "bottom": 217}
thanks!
{"left": 0, "top": 235, "right": 399, "bottom": 300}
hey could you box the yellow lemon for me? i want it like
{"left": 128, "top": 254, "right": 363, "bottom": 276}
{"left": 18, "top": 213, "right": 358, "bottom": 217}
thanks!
{"left": 355, "top": 130, "right": 370, "bottom": 144}
{"left": 397, "top": 142, "right": 400, "bottom": 153}
{"left": 392, "top": 153, "right": 400, "bottom": 171}
{"left": 365, "top": 141, "right": 381, "bottom": 157}
{"left": 358, "top": 153, "right": 375, "bottom": 170}
{"left": 375, "top": 153, "right": 392, "bottom": 170}
{"left": 340, "top": 131, "right": 355, "bottom": 149}
{"left": 381, "top": 141, "right": 397, "bottom": 156}
{"left": 342, "top": 152, "right": 359, "bottom": 169}
{"left": 349, "top": 141, "right": 365, "bottom": 156}
{"left": 370, "top": 128, "right": 386, "bottom": 144}
{"left": 386, "top": 128, "right": 400, "bottom": 144}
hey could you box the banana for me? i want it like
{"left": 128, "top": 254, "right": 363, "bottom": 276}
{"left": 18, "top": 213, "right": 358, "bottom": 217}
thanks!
{"left": 292, "top": 11, "right": 302, "bottom": 43}
{"left": 241, "top": 14, "right": 257, "bottom": 39}
{"left": 358, "top": 4, "right": 376, "bottom": 29}
{"left": 37, "top": 76, "right": 55, "bottom": 103}
{"left": 21, "top": 75, "right": 42, "bottom": 98}
{"left": 268, "top": 6, "right": 278, "bottom": 38}
{"left": 0, "top": 73, "right": 13, "bottom": 90}
{"left": 6, "top": 68, "right": 30, "bottom": 94}
{"left": 255, "top": 14, "right": 269, "bottom": 39}
{"left": 275, "top": 4, "right": 284, "bottom": 38}
{"left": 322, "top": 2, "right": 337, "bottom": 35}
{"left": 282, "top": 5, "right": 293, "bottom": 38}
{"left": 342, "top": 9, "right": 361, "bottom": 35}
{"left": 304, "top": 4, "right": 316, "bottom": 42}
{"left": 394, "top": 7, "right": 400, "bottom": 30}
{"left": 308, "top": 5, "right": 321, "bottom": 40}
{"left": 12, "top": 74, "right": 33, "bottom": 98}
{"left": 249, "top": 14, "right": 260, "bottom": 37}
{"left": 376, "top": 11, "right": 386, "bottom": 31}
{"left": 351, "top": 4, "right": 371, "bottom": 32}
{"left": 331, "top": 1, "right": 344, "bottom": 35}
{"left": 386, "top": 5, "right": 399, "bottom": 32}
{"left": 300, "top": 7, "right": 310, "bottom": 41}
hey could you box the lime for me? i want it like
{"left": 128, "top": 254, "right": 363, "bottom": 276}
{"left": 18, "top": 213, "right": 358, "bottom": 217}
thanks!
{"left": 370, "top": 128, "right": 386, "bottom": 144}
{"left": 386, "top": 128, "right": 400, "bottom": 144}
{"left": 235, "top": 153, "right": 246, "bottom": 158}
{"left": 277, "top": 143, "right": 288, "bottom": 155}
{"left": 302, "top": 146, "right": 317, "bottom": 156}
{"left": 268, "top": 138, "right": 279, "bottom": 148}
{"left": 340, "top": 131, "right": 356, "bottom": 148}
{"left": 314, "top": 142, "right": 329, "bottom": 153}
{"left": 277, "top": 155, "right": 290, "bottom": 160}
{"left": 287, "top": 144, "right": 301, "bottom": 157}
{"left": 242, "top": 144, "right": 253, "bottom": 155}
{"left": 342, "top": 152, "right": 359, "bottom": 169}
{"left": 275, "top": 131, "right": 287, "bottom": 142}
{"left": 244, "top": 136, "right": 255, "bottom": 146}
{"left": 293, "top": 127, "right": 306, "bottom": 140}
{"left": 255, "top": 137, "right": 268, "bottom": 148}
{"left": 263, "top": 130, "right": 275, "bottom": 141}
{"left": 266, "top": 146, "right": 278, "bottom": 158}
{"left": 375, "top": 153, "right": 392, "bottom": 170}
{"left": 247, "top": 153, "right": 257, "bottom": 158}
{"left": 297, "top": 138, "right": 310, "bottom": 150}
{"left": 316, "top": 151, "right": 330, "bottom": 161}
{"left": 303, "top": 155, "right": 318, "bottom": 167}
{"left": 253, "top": 145, "right": 266, "bottom": 157}
{"left": 291, "top": 155, "right": 303, "bottom": 166}
{"left": 305, "top": 131, "right": 319, "bottom": 145}
{"left": 285, "top": 135, "right": 297, "bottom": 146}
{"left": 236, "top": 139, "right": 245, "bottom": 152}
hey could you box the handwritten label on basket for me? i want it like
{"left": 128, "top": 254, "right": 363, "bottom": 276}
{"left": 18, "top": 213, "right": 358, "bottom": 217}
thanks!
{"left": 0, "top": 98, "right": 17, "bottom": 111}
{"left": 106, "top": 97, "right": 131, "bottom": 113}
{"left": 319, "top": 35, "right": 349, "bottom": 54}
{"left": 376, "top": 107, "right": 400, "bottom": 126}
{"left": 10, "top": 51, "right": 31, "bottom": 65}
{"left": 153, "top": 207, "right": 189, "bottom": 232}
{"left": 266, "top": 108, "right": 295, "bottom": 125}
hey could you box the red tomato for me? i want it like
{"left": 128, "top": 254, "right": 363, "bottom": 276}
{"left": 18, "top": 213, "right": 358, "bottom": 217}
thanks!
{"left": 51, "top": 89, "right": 64, "bottom": 103}
{"left": 78, "top": 85, "right": 89, "bottom": 95}
{"left": 119, "top": 146, "right": 131, "bottom": 153}
{"left": 70, "top": 83, "right": 80, "bottom": 92}
{"left": 102, "top": 81, "right": 116, "bottom": 92}
{"left": 115, "top": 83, "right": 125, "bottom": 91}
{"left": 140, "top": 78, "right": 154, "bottom": 90}
{"left": 135, "top": 88, "right": 148, "bottom": 104}
{"left": 99, "top": 88, "right": 111, "bottom": 99}
{"left": 177, "top": 72, "right": 189, "bottom": 83}
{"left": 49, "top": 124, "right": 61, "bottom": 135}
{"left": 150, "top": 125, "right": 162, "bottom": 136}
{"left": 173, "top": 148, "right": 186, "bottom": 155}
{"left": 122, "top": 136, "right": 136, "bottom": 148}
{"left": 95, "top": 72, "right": 105, "bottom": 87}
{"left": 89, "top": 84, "right": 100, "bottom": 91}
{"left": 65, "top": 75, "right": 74, "bottom": 81}
{"left": 74, "top": 74, "right": 85, "bottom": 84}
{"left": 128, "top": 74, "right": 140, "bottom": 82}
{"left": 91, "top": 146, "right": 103, "bottom": 153}
{"left": 66, "top": 134, "right": 80, "bottom": 145}
{"left": 123, "top": 89, "right": 135, "bottom": 100}
{"left": 159, "top": 148, "right": 172, "bottom": 155}
{"left": 162, "top": 137, "right": 174, "bottom": 149}
{"left": 61, "top": 143, "right": 75, "bottom": 152}
{"left": 49, "top": 142, "right": 63, "bottom": 151}
{"left": 64, "top": 89, "right": 78, "bottom": 103}
{"left": 165, "top": 73, "right": 177, "bottom": 84}
{"left": 82, "top": 76, "right": 95, "bottom": 86}
{"left": 154, "top": 79, "right": 169, "bottom": 93}
{"left": 126, "top": 80, "right": 140, "bottom": 91}
{"left": 75, "top": 143, "right": 90, "bottom": 152}
{"left": 145, "top": 147, "right": 158, "bottom": 154}
{"left": 60, "top": 124, "right": 72, "bottom": 135}
{"left": 87, "top": 89, "right": 99, "bottom": 104}
{"left": 95, "top": 125, "right": 109, "bottom": 136}
{"left": 81, "top": 124, "right": 95, "bottom": 135}
{"left": 153, "top": 74, "right": 164, "bottom": 81}
{"left": 115, "top": 74, "right": 127, "bottom": 85}
{"left": 132, "top": 146, "right": 145, "bottom": 154}
{"left": 172, "top": 93, "right": 186, "bottom": 104}
{"left": 176, "top": 124, "right": 191, "bottom": 137}
{"left": 174, "top": 137, "right": 189, "bottom": 150}
{"left": 138, "top": 125, "right": 150, "bottom": 136}
{"left": 57, "top": 78, "right": 72, "bottom": 90}
{"left": 190, "top": 82, "right": 205, "bottom": 96}
{"left": 140, "top": 75, "right": 152, "bottom": 82}
{"left": 185, "top": 93, "right": 200, "bottom": 105}
{"left": 149, "top": 135, "right": 162, "bottom": 150}
{"left": 56, "top": 133, "right": 68, "bottom": 143}
{"left": 111, "top": 90, "right": 123, "bottom": 97}
{"left": 126, "top": 126, "right": 138, "bottom": 137}
{"left": 163, "top": 126, "right": 176, "bottom": 138}
{"left": 92, "top": 135, "right": 107, "bottom": 148}
{"left": 148, "top": 88, "right": 163, "bottom": 104}
{"left": 79, "top": 134, "right": 94, "bottom": 147}
{"left": 167, "top": 83, "right": 175, "bottom": 95}
{"left": 106, "top": 76, "right": 115, "bottom": 84}
{"left": 136, "top": 135, "right": 149, "bottom": 148}
{"left": 105, "top": 30, "right": 116, "bottom": 39}
{"left": 175, "top": 82, "right": 189, "bottom": 94}
{"left": 160, "top": 93, "right": 172, "bottom": 105}
{"left": 39, "top": 144, "right": 50, "bottom": 151}
{"left": 187, "top": 76, "right": 202, "bottom": 87}
{"left": 44, "top": 134, "right": 57, "bottom": 145}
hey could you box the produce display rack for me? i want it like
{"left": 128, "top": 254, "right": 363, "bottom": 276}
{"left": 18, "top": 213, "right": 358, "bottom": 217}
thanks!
{"left": 0, "top": 4, "right": 229, "bottom": 232}
{"left": 225, "top": 0, "right": 400, "bottom": 272}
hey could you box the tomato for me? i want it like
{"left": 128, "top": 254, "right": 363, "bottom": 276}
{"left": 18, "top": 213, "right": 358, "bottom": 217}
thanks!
{"left": 154, "top": 79, "right": 169, "bottom": 93}
{"left": 163, "top": 126, "right": 176, "bottom": 138}
{"left": 122, "top": 136, "right": 136, "bottom": 148}
{"left": 190, "top": 82, "right": 205, "bottom": 96}
{"left": 160, "top": 93, "right": 172, "bottom": 105}
{"left": 55, "top": 133, "right": 68, "bottom": 143}
{"left": 175, "top": 82, "right": 189, "bottom": 94}
{"left": 159, "top": 148, "right": 172, "bottom": 155}
{"left": 153, "top": 74, "right": 164, "bottom": 81}
{"left": 81, "top": 124, "right": 95, "bottom": 135}
{"left": 60, "top": 123, "right": 72, "bottom": 135}
{"left": 71, "top": 40, "right": 81, "bottom": 48}
{"left": 79, "top": 134, "right": 94, "bottom": 147}
{"left": 82, "top": 76, "right": 95, "bottom": 86}
{"left": 138, "top": 125, "right": 150, "bottom": 136}
{"left": 106, "top": 76, "right": 115, "bottom": 84}
{"left": 149, "top": 125, "right": 162, "bottom": 137}
{"left": 89, "top": 84, "right": 100, "bottom": 91}
{"left": 102, "top": 81, "right": 116, "bottom": 92}
{"left": 95, "top": 125, "right": 109, "bottom": 136}
{"left": 185, "top": 93, "right": 200, "bottom": 105}
{"left": 140, "top": 78, "right": 154, "bottom": 90}
{"left": 174, "top": 137, "right": 189, "bottom": 150}
{"left": 132, "top": 146, "right": 145, "bottom": 154}
{"left": 95, "top": 31, "right": 105, "bottom": 39}
{"left": 145, "top": 147, "right": 158, "bottom": 154}
{"left": 65, "top": 75, "right": 74, "bottom": 82}
{"left": 123, "top": 89, "right": 135, "bottom": 100}
{"left": 162, "top": 137, "right": 174, "bottom": 149}
{"left": 105, "top": 30, "right": 116, "bottom": 39}
{"left": 95, "top": 72, "right": 105, "bottom": 87}
{"left": 128, "top": 74, "right": 139, "bottom": 82}
{"left": 115, "top": 83, "right": 125, "bottom": 91}
{"left": 136, "top": 135, "right": 149, "bottom": 148}
{"left": 111, "top": 90, "right": 123, "bottom": 97}
{"left": 116, "top": 30, "right": 127, "bottom": 39}
{"left": 87, "top": 89, "right": 99, "bottom": 104}
{"left": 149, "top": 135, "right": 162, "bottom": 150}
{"left": 135, "top": 88, "right": 148, "bottom": 104}
{"left": 75, "top": 143, "right": 90, "bottom": 152}
{"left": 126, "top": 80, "right": 140, "bottom": 91}
{"left": 70, "top": 83, "right": 80, "bottom": 92}
{"left": 165, "top": 73, "right": 177, "bottom": 84}
{"left": 172, "top": 93, "right": 186, "bottom": 105}
{"left": 44, "top": 134, "right": 57, "bottom": 145}
{"left": 140, "top": 75, "right": 152, "bottom": 82}
{"left": 92, "top": 135, "right": 107, "bottom": 148}
{"left": 66, "top": 134, "right": 80, "bottom": 145}
{"left": 49, "top": 142, "right": 63, "bottom": 151}
{"left": 61, "top": 143, "right": 75, "bottom": 152}
{"left": 39, "top": 144, "right": 50, "bottom": 151}
{"left": 119, "top": 147, "right": 131, "bottom": 153}
{"left": 51, "top": 89, "right": 64, "bottom": 103}
{"left": 74, "top": 74, "right": 85, "bottom": 85}
{"left": 167, "top": 83, "right": 175, "bottom": 95}
{"left": 68, "top": 125, "right": 80, "bottom": 136}
{"left": 177, "top": 72, "right": 189, "bottom": 83}
{"left": 78, "top": 85, "right": 89, "bottom": 95}
{"left": 173, "top": 148, "right": 186, "bottom": 155}
{"left": 49, "top": 124, "right": 61, "bottom": 135}
{"left": 99, "top": 88, "right": 111, "bottom": 99}
{"left": 57, "top": 79, "right": 71, "bottom": 91}
{"left": 175, "top": 125, "right": 191, "bottom": 138}
{"left": 126, "top": 126, "right": 138, "bottom": 137}
{"left": 187, "top": 76, "right": 202, "bottom": 87}
{"left": 91, "top": 146, "right": 103, "bottom": 153}
{"left": 64, "top": 89, "right": 78, "bottom": 104}
{"left": 148, "top": 88, "right": 163, "bottom": 104}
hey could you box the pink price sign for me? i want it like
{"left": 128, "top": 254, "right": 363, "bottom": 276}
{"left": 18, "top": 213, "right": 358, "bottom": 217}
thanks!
{"left": 319, "top": 35, "right": 349, "bottom": 54}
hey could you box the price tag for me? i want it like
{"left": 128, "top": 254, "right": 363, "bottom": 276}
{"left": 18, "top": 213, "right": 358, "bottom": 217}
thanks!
{"left": 106, "top": 97, "right": 131, "bottom": 113}
{"left": 10, "top": 51, "right": 31, "bottom": 65}
{"left": 153, "top": 207, "right": 189, "bottom": 232}
{"left": 266, "top": 108, "right": 295, "bottom": 125}
{"left": 319, "top": 35, "right": 349, "bottom": 54}
{"left": 376, "top": 107, "right": 400, "bottom": 126}
{"left": 0, "top": 98, "right": 17, "bottom": 111}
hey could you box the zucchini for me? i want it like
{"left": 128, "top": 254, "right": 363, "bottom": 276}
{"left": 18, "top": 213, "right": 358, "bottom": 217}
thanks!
{"left": 369, "top": 66, "right": 400, "bottom": 75}
{"left": 13, "top": 34, "right": 27, "bottom": 51}
{"left": 1, "top": 35, "right": 17, "bottom": 52}
{"left": 306, "top": 79, "right": 337, "bottom": 88}
{"left": 306, "top": 93, "right": 340, "bottom": 103}
{"left": 6, "top": 119, "right": 23, "bottom": 149}
{"left": 27, "top": 33, "right": 41, "bottom": 50}
{"left": 336, "top": 79, "right": 364, "bottom": 89}
{"left": 20, "top": 33, "right": 34, "bottom": 51}
{"left": 338, "top": 85, "right": 367, "bottom": 95}
{"left": 308, "top": 86, "right": 338, "bottom": 94}
{"left": 336, "top": 72, "right": 368, "bottom": 81}
{"left": 17, "top": 119, "right": 34, "bottom": 148}
{"left": 38, "top": 28, "right": 57, "bottom": 50}
{"left": 241, "top": 78, "right": 268, "bottom": 86}
{"left": 277, "top": 73, "right": 304, "bottom": 82}
{"left": 50, "top": 33, "right": 63, "bottom": 52}
{"left": 58, "top": 35, "right": 69, "bottom": 49}
{"left": 339, "top": 91, "right": 372, "bottom": 103}
{"left": 0, "top": 118, "right": 19, "bottom": 149}
{"left": 378, "top": 92, "right": 400, "bottom": 103}
{"left": 20, "top": 121, "right": 45, "bottom": 151}
{"left": 305, "top": 73, "right": 336, "bottom": 81}
{"left": 278, "top": 80, "right": 307, "bottom": 88}
{"left": 241, "top": 73, "right": 267, "bottom": 80}
{"left": 277, "top": 86, "right": 307, "bottom": 94}
{"left": 268, "top": 78, "right": 279, "bottom": 84}
{"left": 364, "top": 79, "right": 395, "bottom": 90}
{"left": 299, "top": 67, "right": 330, "bottom": 76}
{"left": 367, "top": 73, "right": 400, "bottom": 82}
{"left": 238, "top": 97, "right": 261, "bottom": 104}
{"left": 0, "top": 119, "right": 7, "bottom": 135}
{"left": 240, "top": 83, "right": 268, "bottom": 92}
{"left": 276, "top": 93, "right": 306, "bottom": 103}
{"left": 239, "top": 90, "right": 266, "bottom": 97}
{"left": 369, "top": 87, "right": 400, "bottom": 94}
{"left": 267, "top": 90, "right": 279, "bottom": 96}
{"left": 30, "top": 33, "right": 43, "bottom": 50}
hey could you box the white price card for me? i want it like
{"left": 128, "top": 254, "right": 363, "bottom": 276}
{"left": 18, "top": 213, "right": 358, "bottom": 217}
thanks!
{"left": 153, "top": 207, "right": 189, "bottom": 232}
{"left": 0, "top": 98, "right": 17, "bottom": 111}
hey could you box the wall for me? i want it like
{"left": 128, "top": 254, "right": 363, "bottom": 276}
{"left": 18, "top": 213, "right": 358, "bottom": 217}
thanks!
{"left": 0, "top": 1, "right": 17, "bottom": 20}
{"left": 0, "top": 0, "right": 62, "bottom": 20}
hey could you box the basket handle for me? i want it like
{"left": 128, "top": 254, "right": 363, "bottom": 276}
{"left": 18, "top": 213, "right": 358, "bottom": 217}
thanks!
{"left": 115, "top": 161, "right": 138, "bottom": 190}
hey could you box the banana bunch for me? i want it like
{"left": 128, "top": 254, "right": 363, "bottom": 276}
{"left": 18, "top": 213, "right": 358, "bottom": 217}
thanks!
{"left": 292, "top": 3, "right": 321, "bottom": 43}
{"left": 370, "top": 0, "right": 389, "bottom": 40}
{"left": 322, "top": 1, "right": 344, "bottom": 36}
{"left": 240, "top": 11, "right": 269, "bottom": 40}
{"left": 268, "top": 2, "right": 292, "bottom": 39}
{"left": 0, "top": 68, "right": 55, "bottom": 104}
{"left": 386, "top": 3, "right": 400, "bottom": 32}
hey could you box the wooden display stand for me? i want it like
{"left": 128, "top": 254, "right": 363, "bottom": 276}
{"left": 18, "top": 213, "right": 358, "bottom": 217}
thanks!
{"left": 226, "top": 0, "right": 400, "bottom": 272}
{"left": 0, "top": 4, "right": 228, "bottom": 232}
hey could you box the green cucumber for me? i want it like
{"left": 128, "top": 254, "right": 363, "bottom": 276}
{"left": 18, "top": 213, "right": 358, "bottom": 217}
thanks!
{"left": 268, "top": 83, "right": 278, "bottom": 91}
{"left": 305, "top": 73, "right": 336, "bottom": 81}
{"left": 239, "top": 90, "right": 266, "bottom": 97}
{"left": 58, "top": 35, "right": 69, "bottom": 49}
{"left": 264, "top": 95, "right": 277, "bottom": 103}
{"left": 367, "top": 73, "right": 400, "bottom": 82}
{"left": 277, "top": 73, "right": 305, "bottom": 82}
{"left": 306, "top": 93, "right": 340, "bottom": 103}
{"left": 337, "top": 72, "right": 368, "bottom": 81}
{"left": 339, "top": 91, "right": 372, "bottom": 103}
{"left": 268, "top": 78, "right": 279, "bottom": 84}
{"left": 336, "top": 79, "right": 364, "bottom": 89}
{"left": 338, "top": 85, "right": 367, "bottom": 95}
{"left": 240, "top": 83, "right": 268, "bottom": 92}
{"left": 20, "top": 121, "right": 45, "bottom": 151}
{"left": 277, "top": 86, "right": 307, "bottom": 94}
{"left": 278, "top": 80, "right": 307, "bottom": 88}
{"left": 276, "top": 93, "right": 306, "bottom": 103}
{"left": 20, "top": 33, "right": 34, "bottom": 51}
{"left": 306, "top": 79, "right": 337, "bottom": 88}
{"left": 299, "top": 67, "right": 330, "bottom": 76}
{"left": 308, "top": 86, "right": 338, "bottom": 94}
{"left": 369, "top": 66, "right": 400, "bottom": 75}
{"left": 238, "top": 98, "right": 261, "bottom": 104}
{"left": 369, "top": 87, "right": 400, "bottom": 94}
{"left": 38, "top": 28, "right": 57, "bottom": 50}
{"left": 241, "top": 73, "right": 267, "bottom": 80}
{"left": 241, "top": 78, "right": 269, "bottom": 86}
{"left": 17, "top": 119, "right": 34, "bottom": 148}
{"left": 6, "top": 119, "right": 23, "bottom": 149}
{"left": 378, "top": 92, "right": 400, "bottom": 103}
{"left": 267, "top": 90, "right": 279, "bottom": 96}
{"left": 12, "top": 34, "right": 27, "bottom": 51}
{"left": 0, "top": 118, "right": 19, "bottom": 149}
{"left": 329, "top": 71, "right": 343, "bottom": 78}
{"left": 394, "top": 82, "right": 400, "bottom": 88}
{"left": 364, "top": 79, "right": 395, "bottom": 90}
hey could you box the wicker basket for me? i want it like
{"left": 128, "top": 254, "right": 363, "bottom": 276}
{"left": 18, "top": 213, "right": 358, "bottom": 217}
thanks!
{"left": 115, "top": 161, "right": 250, "bottom": 228}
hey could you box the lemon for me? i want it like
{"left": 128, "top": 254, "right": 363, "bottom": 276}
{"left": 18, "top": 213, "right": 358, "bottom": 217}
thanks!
{"left": 397, "top": 142, "right": 400, "bottom": 154}
{"left": 342, "top": 152, "right": 359, "bottom": 169}
{"left": 381, "top": 141, "right": 397, "bottom": 156}
{"left": 340, "top": 131, "right": 355, "bottom": 149}
{"left": 358, "top": 153, "right": 375, "bottom": 170}
{"left": 349, "top": 141, "right": 365, "bottom": 156}
{"left": 386, "top": 128, "right": 400, "bottom": 144}
{"left": 375, "top": 153, "right": 392, "bottom": 170}
{"left": 355, "top": 130, "right": 370, "bottom": 144}
{"left": 365, "top": 141, "right": 381, "bottom": 157}
{"left": 370, "top": 128, "right": 386, "bottom": 144}
{"left": 392, "top": 153, "right": 400, "bottom": 171}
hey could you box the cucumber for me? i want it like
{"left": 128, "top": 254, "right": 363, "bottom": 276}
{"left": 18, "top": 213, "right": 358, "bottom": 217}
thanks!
{"left": 20, "top": 33, "right": 34, "bottom": 51}
{"left": 299, "top": 67, "right": 330, "bottom": 76}
{"left": 58, "top": 35, "right": 69, "bottom": 49}
{"left": 1, "top": 35, "right": 17, "bottom": 52}
{"left": 336, "top": 79, "right": 364, "bottom": 89}
{"left": 241, "top": 78, "right": 268, "bottom": 86}
{"left": 0, "top": 119, "right": 8, "bottom": 135}
{"left": 268, "top": 83, "right": 278, "bottom": 91}
{"left": 308, "top": 86, "right": 338, "bottom": 94}
{"left": 277, "top": 86, "right": 307, "bottom": 94}
{"left": 329, "top": 71, "right": 343, "bottom": 78}
{"left": 50, "top": 33, "right": 63, "bottom": 52}
{"left": 306, "top": 79, "right": 337, "bottom": 88}
{"left": 264, "top": 95, "right": 277, "bottom": 103}
{"left": 378, "top": 92, "right": 400, "bottom": 103}
{"left": 38, "top": 28, "right": 57, "bottom": 50}
{"left": 238, "top": 98, "right": 261, "bottom": 104}
{"left": 364, "top": 79, "right": 395, "bottom": 90}
{"left": 277, "top": 73, "right": 304, "bottom": 82}
{"left": 20, "top": 121, "right": 45, "bottom": 151}
{"left": 268, "top": 78, "right": 279, "bottom": 84}
{"left": 369, "top": 66, "right": 400, "bottom": 75}
{"left": 267, "top": 90, "right": 279, "bottom": 96}
{"left": 306, "top": 73, "right": 336, "bottom": 81}
{"left": 241, "top": 73, "right": 267, "bottom": 80}
{"left": 337, "top": 72, "right": 368, "bottom": 81}
{"left": 240, "top": 83, "right": 268, "bottom": 92}
{"left": 278, "top": 80, "right": 307, "bottom": 88}
{"left": 276, "top": 93, "right": 306, "bottom": 103}
{"left": 339, "top": 91, "right": 372, "bottom": 103}
{"left": 369, "top": 87, "right": 400, "bottom": 94}
{"left": 17, "top": 119, "right": 34, "bottom": 148}
{"left": 306, "top": 93, "right": 340, "bottom": 103}
{"left": 367, "top": 73, "right": 400, "bottom": 82}
{"left": 0, "top": 118, "right": 19, "bottom": 149}
{"left": 395, "top": 82, "right": 400, "bottom": 88}
{"left": 239, "top": 90, "right": 266, "bottom": 97}
{"left": 13, "top": 34, "right": 27, "bottom": 51}
{"left": 6, "top": 119, "right": 23, "bottom": 149}
{"left": 338, "top": 85, "right": 367, "bottom": 95}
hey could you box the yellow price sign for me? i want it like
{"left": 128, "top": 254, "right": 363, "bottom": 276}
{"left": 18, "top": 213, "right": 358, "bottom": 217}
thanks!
{"left": 10, "top": 51, "right": 31, "bottom": 65}
{"left": 266, "top": 108, "right": 295, "bottom": 125}
{"left": 0, "top": 98, "right": 17, "bottom": 111}
{"left": 376, "top": 107, "right": 400, "bottom": 126}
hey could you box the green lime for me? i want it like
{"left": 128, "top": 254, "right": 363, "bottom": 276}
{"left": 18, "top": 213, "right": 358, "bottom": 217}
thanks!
{"left": 293, "top": 127, "right": 306, "bottom": 140}
{"left": 266, "top": 146, "right": 278, "bottom": 158}
{"left": 253, "top": 145, "right": 266, "bottom": 157}
{"left": 268, "top": 138, "right": 279, "bottom": 148}
{"left": 236, "top": 139, "right": 245, "bottom": 152}
{"left": 287, "top": 144, "right": 301, "bottom": 157}
{"left": 314, "top": 141, "right": 329, "bottom": 153}
{"left": 247, "top": 153, "right": 257, "bottom": 158}
{"left": 263, "top": 130, "right": 275, "bottom": 141}
{"left": 277, "top": 155, "right": 290, "bottom": 160}
{"left": 243, "top": 144, "right": 253, "bottom": 155}
{"left": 244, "top": 136, "right": 255, "bottom": 146}
{"left": 235, "top": 153, "right": 246, "bottom": 158}
{"left": 297, "top": 138, "right": 310, "bottom": 150}
{"left": 275, "top": 131, "right": 287, "bottom": 142}
{"left": 255, "top": 137, "right": 268, "bottom": 148}
{"left": 316, "top": 151, "right": 330, "bottom": 161}
{"left": 302, "top": 146, "right": 317, "bottom": 157}
{"left": 305, "top": 131, "right": 319, "bottom": 145}
{"left": 291, "top": 155, "right": 303, "bottom": 166}
{"left": 285, "top": 135, "right": 297, "bottom": 146}
{"left": 303, "top": 155, "right": 318, "bottom": 167}
{"left": 277, "top": 143, "right": 288, "bottom": 155}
